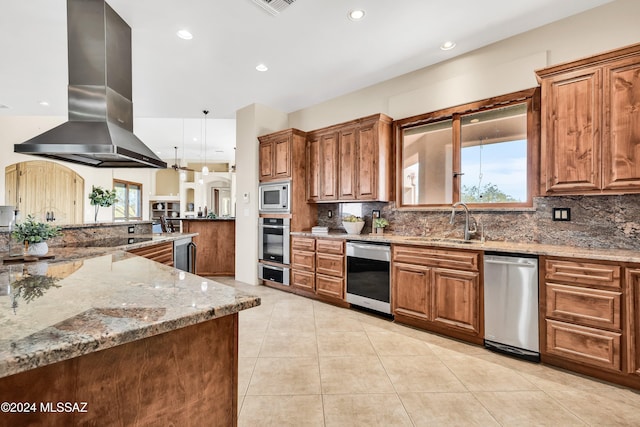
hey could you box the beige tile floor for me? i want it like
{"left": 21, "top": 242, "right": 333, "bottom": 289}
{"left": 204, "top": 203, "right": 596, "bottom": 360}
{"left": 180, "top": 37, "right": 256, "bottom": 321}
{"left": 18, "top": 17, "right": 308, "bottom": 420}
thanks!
{"left": 215, "top": 278, "right": 640, "bottom": 426}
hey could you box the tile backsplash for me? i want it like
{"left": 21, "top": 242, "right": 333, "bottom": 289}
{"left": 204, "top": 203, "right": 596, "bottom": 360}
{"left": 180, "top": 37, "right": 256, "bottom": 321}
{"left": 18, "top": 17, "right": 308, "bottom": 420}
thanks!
{"left": 316, "top": 194, "right": 640, "bottom": 251}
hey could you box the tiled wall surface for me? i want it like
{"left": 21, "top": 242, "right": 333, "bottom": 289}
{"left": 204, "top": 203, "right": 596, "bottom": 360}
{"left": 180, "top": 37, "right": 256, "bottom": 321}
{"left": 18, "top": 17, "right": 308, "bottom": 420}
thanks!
{"left": 316, "top": 194, "right": 640, "bottom": 251}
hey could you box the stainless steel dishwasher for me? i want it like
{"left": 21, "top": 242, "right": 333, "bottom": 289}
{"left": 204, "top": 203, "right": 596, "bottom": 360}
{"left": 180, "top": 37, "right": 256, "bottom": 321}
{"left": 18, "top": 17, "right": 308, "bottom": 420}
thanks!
{"left": 484, "top": 252, "right": 539, "bottom": 362}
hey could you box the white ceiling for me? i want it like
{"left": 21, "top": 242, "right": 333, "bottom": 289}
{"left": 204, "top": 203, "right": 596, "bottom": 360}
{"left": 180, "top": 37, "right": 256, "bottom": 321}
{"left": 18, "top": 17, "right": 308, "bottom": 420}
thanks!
{"left": 0, "top": 0, "right": 612, "bottom": 164}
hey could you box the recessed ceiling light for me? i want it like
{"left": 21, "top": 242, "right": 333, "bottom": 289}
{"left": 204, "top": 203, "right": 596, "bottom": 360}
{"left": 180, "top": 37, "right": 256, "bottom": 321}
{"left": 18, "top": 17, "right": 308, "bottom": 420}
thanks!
{"left": 348, "top": 9, "right": 365, "bottom": 21}
{"left": 177, "top": 29, "right": 193, "bottom": 40}
{"left": 440, "top": 41, "right": 456, "bottom": 51}
{"left": 0, "top": 104, "right": 9, "bottom": 109}
{"left": 39, "top": 101, "right": 50, "bottom": 106}
{"left": 256, "top": 63, "right": 268, "bottom": 72}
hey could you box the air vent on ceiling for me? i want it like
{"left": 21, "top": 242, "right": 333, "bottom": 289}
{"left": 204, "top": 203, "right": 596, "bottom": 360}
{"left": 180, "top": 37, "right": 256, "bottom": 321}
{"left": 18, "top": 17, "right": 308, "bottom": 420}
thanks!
{"left": 252, "top": 0, "right": 296, "bottom": 16}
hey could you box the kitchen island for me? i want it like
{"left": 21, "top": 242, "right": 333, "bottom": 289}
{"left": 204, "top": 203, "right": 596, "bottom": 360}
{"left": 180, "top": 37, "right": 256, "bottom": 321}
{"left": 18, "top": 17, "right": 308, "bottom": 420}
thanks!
{"left": 0, "top": 248, "right": 259, "bottom": 426}
{"left": 181, "top": 218, "right": 235, "bottom": 276}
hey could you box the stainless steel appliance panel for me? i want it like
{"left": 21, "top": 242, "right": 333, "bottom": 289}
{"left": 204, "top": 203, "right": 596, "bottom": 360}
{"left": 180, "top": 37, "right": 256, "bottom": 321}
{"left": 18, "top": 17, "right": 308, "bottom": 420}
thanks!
{"left": 346, "top": 241, "right": 391, "bottom": 315}
{"left": 259, "top": 181, "right": 291, "bottom": 213}
{"left": 258, "top": 217, "right": 290, "bottom": 264}
{"left": 258, "top": 263, "right": 290, "bottom": 286}
{"left": 484, "top": 252, "right": 539, "bottom": 361}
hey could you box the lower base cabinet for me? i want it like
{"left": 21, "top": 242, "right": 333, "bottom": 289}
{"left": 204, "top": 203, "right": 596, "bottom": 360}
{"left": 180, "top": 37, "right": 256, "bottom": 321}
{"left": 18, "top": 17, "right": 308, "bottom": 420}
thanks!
{"left": 391, "top": 245, "right": 482, "bottom": 344}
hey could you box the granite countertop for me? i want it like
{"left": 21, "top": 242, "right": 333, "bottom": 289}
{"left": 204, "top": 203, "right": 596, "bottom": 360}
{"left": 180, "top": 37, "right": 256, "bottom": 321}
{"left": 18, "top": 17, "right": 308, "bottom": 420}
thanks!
{"left": 176, "top": 217, "right": 236, "bottom": 221}
{"left": 291, "top": 231, "right": 640, "bottom": 263}
{"left": 0, "top": 244, "right": 260, "bottom": 379}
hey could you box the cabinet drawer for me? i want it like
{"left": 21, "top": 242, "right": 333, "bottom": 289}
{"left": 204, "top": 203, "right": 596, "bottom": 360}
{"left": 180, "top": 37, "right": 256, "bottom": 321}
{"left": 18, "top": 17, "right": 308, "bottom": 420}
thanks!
{"left": 291, "top": 269, "right": 315, "bottom": 292}
{"left": 545, "top": 259, "right": 620, "bottom": 289}
{"left": 546, "top": 319, "right": 621, "bottom": 372}
{"left": 292, "top": 236, "right": 315, "bottom": 251}
{"left": 128, "top": 242, "right": 174, "bottom": 266}
{"left": 291, "top": 250, "right": 315, "bottom": 271}
{"left": 546, "top": 283, "right": 621, "bottom": 330}
{"left": 316, "top": 239, "right": 344, "bottom": 255}
{"left": 316, "top": 253, "right": 344, "bottom": 277}
{"left": 316, "top": 274, "right": 344, "bottom": 300}
{"left": 392, "top": 245, "right": 478, "bottom": 271}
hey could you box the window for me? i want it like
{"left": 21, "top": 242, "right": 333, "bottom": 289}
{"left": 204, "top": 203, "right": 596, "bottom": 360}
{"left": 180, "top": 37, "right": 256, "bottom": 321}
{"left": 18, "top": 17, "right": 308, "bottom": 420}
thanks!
{"left": 397, "top": 88, "right": 539, "bottom": 208}
{"left": 113, "top": 180, "right": 142, "bottom": 221}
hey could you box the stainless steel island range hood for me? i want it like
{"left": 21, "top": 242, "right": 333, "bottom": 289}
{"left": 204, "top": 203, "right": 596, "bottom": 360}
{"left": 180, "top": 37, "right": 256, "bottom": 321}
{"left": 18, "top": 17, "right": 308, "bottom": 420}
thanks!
{"left": 14, "top": 0, "right": 166, "bottom": 169}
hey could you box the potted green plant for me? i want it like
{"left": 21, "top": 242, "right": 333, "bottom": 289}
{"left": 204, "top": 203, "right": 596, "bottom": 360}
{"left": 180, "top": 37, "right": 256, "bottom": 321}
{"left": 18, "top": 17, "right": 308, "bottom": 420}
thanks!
{"left": 373, "top": 218, "right": 389, "bottom": 234}
{"left": 11, "top": 214, "right": 62, "bottom": 256}
{"left": 89, "top": 185, "right": 118, "bottom": 222}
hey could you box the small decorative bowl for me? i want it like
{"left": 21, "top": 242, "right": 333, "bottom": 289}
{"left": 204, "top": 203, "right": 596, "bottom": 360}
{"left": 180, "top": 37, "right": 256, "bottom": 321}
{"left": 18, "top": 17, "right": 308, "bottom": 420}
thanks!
{"left": 342, "top": 221, "right": 365, "bottom": 234}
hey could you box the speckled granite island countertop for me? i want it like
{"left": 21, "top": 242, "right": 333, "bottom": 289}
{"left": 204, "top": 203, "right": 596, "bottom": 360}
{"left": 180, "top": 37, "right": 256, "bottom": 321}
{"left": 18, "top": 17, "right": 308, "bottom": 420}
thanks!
{"left": 0, "top": 250, "right": 260, "bottom": 378}
{"left": 292, "top": 231, "right": 640, "bottom": 263}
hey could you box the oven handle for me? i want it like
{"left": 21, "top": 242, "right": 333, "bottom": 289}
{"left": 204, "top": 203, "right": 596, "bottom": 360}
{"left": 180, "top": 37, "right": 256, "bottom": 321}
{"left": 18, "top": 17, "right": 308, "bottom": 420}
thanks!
{"left": 348, "top": 242, "right": 390, "bottom": 252}
{"left": 259, "top": 225, "right": 291, "bottom": 230}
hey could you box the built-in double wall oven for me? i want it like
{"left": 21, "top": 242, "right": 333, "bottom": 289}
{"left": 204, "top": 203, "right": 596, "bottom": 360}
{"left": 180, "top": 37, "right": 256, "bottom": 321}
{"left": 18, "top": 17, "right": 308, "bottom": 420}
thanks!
{"left": 258, "top": 217, "right": 290, "bottom": 286}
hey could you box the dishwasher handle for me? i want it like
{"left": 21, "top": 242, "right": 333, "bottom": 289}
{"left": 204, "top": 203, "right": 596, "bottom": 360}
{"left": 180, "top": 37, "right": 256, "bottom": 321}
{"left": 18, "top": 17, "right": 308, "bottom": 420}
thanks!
{"left": 485, "top": 258, "right": 536, "bottom": 268}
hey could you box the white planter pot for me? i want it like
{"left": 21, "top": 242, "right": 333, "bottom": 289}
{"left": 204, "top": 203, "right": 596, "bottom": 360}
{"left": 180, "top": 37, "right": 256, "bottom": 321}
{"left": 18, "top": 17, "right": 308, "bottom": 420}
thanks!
{"left": 26, "top": 241, "right": 48, "bottom": 256}
{"left": 342, "top": 221, "right": 365, "bottom": 234}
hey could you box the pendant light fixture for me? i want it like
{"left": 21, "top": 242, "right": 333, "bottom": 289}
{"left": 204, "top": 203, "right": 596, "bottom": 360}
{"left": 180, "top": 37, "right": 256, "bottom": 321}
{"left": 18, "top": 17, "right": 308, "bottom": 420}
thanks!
{"left": 201, "top": 109, "right": 210, "bottom": 176}
{"left": 179, "top": 119, "right": 187, "bottom": 181}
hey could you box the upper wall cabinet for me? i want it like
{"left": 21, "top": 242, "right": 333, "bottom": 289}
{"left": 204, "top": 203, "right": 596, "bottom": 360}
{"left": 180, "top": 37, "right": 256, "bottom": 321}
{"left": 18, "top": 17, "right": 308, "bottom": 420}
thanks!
{"left": 258, "top": 129, "right": 306, "bottom": 182}
{"left": 306, "top": 113, "right": 393, "bottom": 203}
{"left": 536, "top": 43, "right": 640, "bottom": 195}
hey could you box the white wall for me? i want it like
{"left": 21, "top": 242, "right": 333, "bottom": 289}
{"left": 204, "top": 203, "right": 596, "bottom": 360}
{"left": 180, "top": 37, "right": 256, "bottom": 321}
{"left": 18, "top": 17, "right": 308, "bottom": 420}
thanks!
{"left": 234, "top": 104, "right": 288, "bottom": 285}
{"left": 288, "top": 0, "right": 640, "bottom": 130}
{"left": 0, "top": 116, "right": 155, "bottom": 223}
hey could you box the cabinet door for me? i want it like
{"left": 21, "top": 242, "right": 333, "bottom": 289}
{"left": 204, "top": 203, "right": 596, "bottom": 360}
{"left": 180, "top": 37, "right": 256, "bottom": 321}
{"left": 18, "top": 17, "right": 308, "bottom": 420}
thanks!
{"left": 338, "top": 127, "right": 357, "bottom": 200}
{"left": 259, "top": 141, "right": 274, "bottom": 181}
{"left": 355, "top": 120, "right": 378, "bottom": 199}
{"left": 320, "top": 132, "right": 339, "bottom": 200}
{"left": 306, "top": 135, "right": 320, "bottom": 201}
{"left": 541, "top": 67, "right": 602, "bottom": 193}
{"left": 545, "top": 283, "right": 621, "bottom": 330}
{"left": 626, "top": 268, "right": 640, "bottom": 376}
{"left": 432, "top": 268, "right": 480, "bottom": 335}
{"left": 316, "top": 274, "right": 344, "bottom": 300}
{"left": 603, "top": 55, "right": 640, "bottom": 191}
{"left": 5, "top": 164, "right": 17, "bottom": 207}
{"left": 291, "top": 249, "right": 315, "bottom": 272}
{"left": 19, "top": 160, "right": 49, "bottom": 220}
{"left": 273, "top": 137, "right": 291, "bottom": 179}
{"left": 392, "top": 262, "right": 431, "bottom": 321}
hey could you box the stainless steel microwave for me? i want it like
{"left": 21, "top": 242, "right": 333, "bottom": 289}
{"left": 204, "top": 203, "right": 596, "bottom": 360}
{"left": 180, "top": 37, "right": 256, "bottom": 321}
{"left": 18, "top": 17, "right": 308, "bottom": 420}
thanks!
{"left": 259, "top": 180, "right": 290, "bottom": 213}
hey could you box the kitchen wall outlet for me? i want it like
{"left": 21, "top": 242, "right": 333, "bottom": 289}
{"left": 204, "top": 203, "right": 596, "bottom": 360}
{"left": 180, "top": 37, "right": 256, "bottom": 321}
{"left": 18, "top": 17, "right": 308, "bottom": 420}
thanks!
{"left": 372, "top": 210, "right": 380, "bottom": 219}
{"left": 328, "top": 210, "right": 332, "bottom": 218}
{"left": 552, "top": 208, "right": 571, "bottom": 221}
{"left": 128, "top": 226, "right": 135, "bottom": 234}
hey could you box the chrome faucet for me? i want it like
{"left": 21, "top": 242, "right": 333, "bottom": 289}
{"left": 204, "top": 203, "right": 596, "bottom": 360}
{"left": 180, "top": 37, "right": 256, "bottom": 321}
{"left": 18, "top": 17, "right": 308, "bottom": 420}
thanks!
{"left": 449, "top": 202, "right": 477, "bottom": 241}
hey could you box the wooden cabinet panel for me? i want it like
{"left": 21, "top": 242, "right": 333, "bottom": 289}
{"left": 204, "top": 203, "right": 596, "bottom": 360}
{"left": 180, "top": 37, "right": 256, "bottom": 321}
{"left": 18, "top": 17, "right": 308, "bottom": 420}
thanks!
{"left": 291, "top": 269, "right": 315, "bottom": 293}
{"left": 355, "top": 120, "right": 377, "bottom": 199}
{"left": 541, "top": 68, "right": 601, "bottom": 193}
{"left": 292, "top": 236, "right": 315, "bottom": 251}
{"left": 338, "top": 127, "right": 357, "bottom": 200}
{"left": 320, "top": 132, "right": 339, "bottom": 200}
{"left": 128, "top": 242, "right": 174, "bottom": 266}
{"left": 626, "top": 268, "right": 640, "bottom": 376}
{"left": 259, "top": 141, "right": 274, "bottom": 181}
{"left": 291, "top": 249, "right": 315, "bottom": 272}
{"left": 432, "top": 268, "right": 480, "bottom": 334}
{"left": 392, "top": 262, "right": 431, "bottom": 322}
{"left": 393, "top": 245, "right": 479, "bottom": 271}
{"left": 316, "top": 274, "right": 344, "bottom": 299}
{"left": 546, "top": 283, "right": 621, "bottom": 330}
{"left": 545, "top": 259, "right": 620, "bottom": 289}
{"left": 5, "top": 164, "right": 17, "bottom": 207}
{"left": 182, "top": 220, "right": 235, "bottom": 275}
{"left": 603, "top": 55, "right": 640, "bottom": 190}
{"left": 316, "top": 239, "right": 344, "bottom": 255}
{"left": 274, "top": 137, "right": 291, "bottom": 179}
{"left": 306, "top": 135, "right": 320, "bottom": 202}
{"left": 316, "top": 252, "right": 344, "bottom": 277}
{"left": 546, "top": 319, "right": 621, "bottom": 371}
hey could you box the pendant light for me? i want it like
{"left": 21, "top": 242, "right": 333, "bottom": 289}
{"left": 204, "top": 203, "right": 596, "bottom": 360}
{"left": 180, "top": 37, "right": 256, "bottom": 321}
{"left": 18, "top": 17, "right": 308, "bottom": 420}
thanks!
{"left": 201, "top": 109, "right": 209, "bottom": 176}
{"left": 179, "top": 119, "right": 187, "bottom": 181}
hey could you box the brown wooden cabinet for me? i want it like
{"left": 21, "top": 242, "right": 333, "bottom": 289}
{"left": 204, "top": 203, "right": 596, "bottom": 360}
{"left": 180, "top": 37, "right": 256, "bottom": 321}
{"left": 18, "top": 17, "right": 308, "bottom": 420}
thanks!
{"left": 258, "top": 129, "right": 306, "bottom": 182}
{"left": 536, "top": 43, "right": 640, "bottom": 195}
{"left": 289, "top": 236, "right": 346, "bottom": 305}
{"left": 181, "top": 219, "right": 235, "bottom": 276}
{"left": 306, "top": 114, "right": 393, "bottom": 203}
{"left": 128, "top": 241, "right": 174, "bottom": 266}
{"left": 626, "top": 268, "right": 640, "bottom": 377}
{"left": 541, "top": 257, "right": 623, "bottom": 372}
{"left": 392, "top": 244, "right": 482, "bottom": 344}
